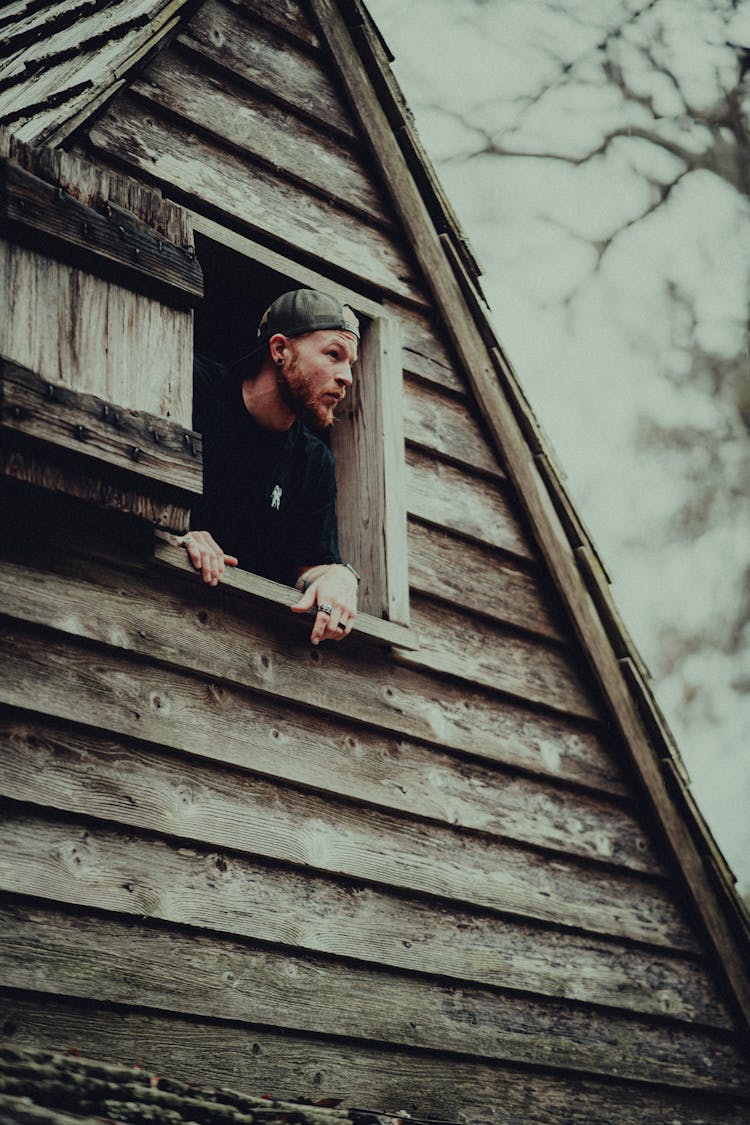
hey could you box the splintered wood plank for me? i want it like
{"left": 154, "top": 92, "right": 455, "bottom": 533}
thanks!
{"left": 0, "top": 560, "right": 620, "bottom": 787}
{"left": 5, "top": 996, "right": 750, "bottom": 1123}
{"left": 133, "top": 48, "right": 390, "bottom": 226}
{"left": 404, "top": 375, "right": 502, "bottom": 478}
{"left": 406, "top": 446, "right": 534, "bottom": 560}
{"left": 0, "top": 710, "right": 665, "bottom": 876}
{"left": 0, "top": 717, "right": 671, "bottom": 931}
{"left": 0, "top": 812, "right": 701, "bottom": 975}
{"left": 1, "top": 904, "right": 743, "bottom": 1089}
{"left": 87, "top": 96, "right": 422, "bottom": 304}
{"left": 181, "top": 0, "right": 354, "bottom": 138}
{"left": 407, "top": 519, "right": 566, "bottom": 642}
{"left": 403, "top": 593, "right": 596, "bottom": 719}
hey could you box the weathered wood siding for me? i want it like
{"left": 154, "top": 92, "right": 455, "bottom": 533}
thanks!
{"left": 1, "top": 2, "right": 748, "bottom": 1123}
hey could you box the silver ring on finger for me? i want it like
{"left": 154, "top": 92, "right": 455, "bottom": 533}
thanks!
{"left": 318, "top": 602, "right": 334, "bottom": 616}
{"left": 180, "top": 535, "right": 195, "bottom": 547}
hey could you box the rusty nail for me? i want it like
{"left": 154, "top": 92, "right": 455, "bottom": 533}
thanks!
{"left": 131, "top": 445, "right": 141, "bottom": 462}
{"left": 102, "top": 404, "right": 110, "bottom": 421}
{"left": 45, "top": 384, "right": 57, "bottom": 402}
{"left": 118, "top": 225, "right": 126, "bottom": 240}
{"left": 134, "top": 247, "right": 140, "bottom": 258}
{"left": 73, "top": 424, "right": 87, "bottom": 441}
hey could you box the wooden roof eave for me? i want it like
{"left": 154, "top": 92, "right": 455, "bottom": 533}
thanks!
{"left": 0, "top": 0, "right": 205, "bottom": 146}
{"left": 308, "top": 0, "right": 750, "bottom": 1044}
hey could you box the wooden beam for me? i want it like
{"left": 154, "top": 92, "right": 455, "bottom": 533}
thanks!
{"left": 0, "top": 358, "right": 203, "bottom": 502}
{"left": 0, "top": 156, "right": 203, "bottom": 308}
{"left": 308, "top": 0, "right": 750, "bottom": 1037}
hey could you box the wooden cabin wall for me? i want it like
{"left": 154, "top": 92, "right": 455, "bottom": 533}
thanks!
{"left": 1, "top": 1, "right": 749, "bottom": 1123}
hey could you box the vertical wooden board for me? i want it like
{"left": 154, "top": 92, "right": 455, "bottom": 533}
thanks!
{"left": 332, "top": 315, "right": 409, "bottom": 622}
{"left": 0, "top": 240, "right": 192, "bottom": 425}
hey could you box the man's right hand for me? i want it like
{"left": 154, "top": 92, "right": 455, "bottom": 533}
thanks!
{"left": 179, "top": 531, "right": 238, "bottom": 586}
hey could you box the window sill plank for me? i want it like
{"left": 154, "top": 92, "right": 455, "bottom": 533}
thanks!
{"left": 153, "top": 534, "right": 418, "bottom": 651}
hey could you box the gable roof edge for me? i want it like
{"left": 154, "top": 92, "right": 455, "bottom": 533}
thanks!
{"left": 308, "top": 0, "right": 750, "bottom": 1044}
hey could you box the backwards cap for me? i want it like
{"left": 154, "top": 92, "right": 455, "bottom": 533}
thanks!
{"left": 256, "top": 289, "right": 360, "bottom": 347}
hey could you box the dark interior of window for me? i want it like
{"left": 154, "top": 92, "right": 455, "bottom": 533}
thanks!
{"left": 193, "top": 235, "right": 295, "bottom": 369}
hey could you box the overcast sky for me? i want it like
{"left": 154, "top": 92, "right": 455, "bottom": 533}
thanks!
{"left": 368, "top": 0, "right": 750, "bottom": 900}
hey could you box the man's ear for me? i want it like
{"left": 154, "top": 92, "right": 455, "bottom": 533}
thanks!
{"left": 268, "top": 333, "right": 288, "bottom": 367}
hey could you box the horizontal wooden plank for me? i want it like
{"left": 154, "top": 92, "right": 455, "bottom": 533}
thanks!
{"left": 153, "top": 537, "right": 417, "bottom": 650}
{"left": 0, "top": 553, "right": 629, "bottom": 792}
{"left": 5, "top": 995, "right": 750, "bottom": 1123}
{"left": 403, "top": 374, "right": 501, "bottom": 478}
{"left": 0, "top": 708, "right": 665, "bottom": 879}
{"left": 228, "top": 0, "right": 321, "bottom": 49}
{"left": 407, "top": 518, "right": 566, "bottom": 642}
{"left": 0, "top": 541, "right": 626, "bottom": 791}
{"left": 0, "top": 716, "right": 671, "bottom": 933}
{"left": 181, "top": 0, "right": 354, "bottom": 139}
{"left": 134, "top": 47, "right": 390, "bottom": 227}
{"left": 406, "top": 446, "right": 534, "bottom": 559}
{"left": 1, "top": 359, "right": 203, "bottom": 500}
{"left": 0, "top": 812, "right": 705, "bottom": 1013}
{"left": 0, "top": 448, "right": 190, "bottom": 533}
{"left": 385, "top": 298, "right": 462, "bottom": 380}
{"left": 0, "top": 156, "right": 203, "bottom": 307}
{"left": 1, "top": 903, "right": 743, "bottom": 1089}
{"left": 403, "top": 593, "right": 598, "bottom": 721}
{"left": 0, "top": 623, "right": 633, "bottom": 858}
{"left": 402, "top": 343, "right": 466, "bottom": 395}
{"left": 87, "top": 95, "right": 423, "bottom": 305}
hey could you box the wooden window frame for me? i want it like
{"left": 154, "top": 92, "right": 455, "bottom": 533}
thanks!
{"left": 188, "top": 211, "right": 412, "bottom": 644}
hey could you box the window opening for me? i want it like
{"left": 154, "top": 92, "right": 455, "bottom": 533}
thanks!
{"left": 193, "top": 233, "right": 408, "bottom": 625}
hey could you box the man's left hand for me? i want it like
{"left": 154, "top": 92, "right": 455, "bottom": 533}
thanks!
{"left": 291, "top": 564, "right": 358, "bottom": 644}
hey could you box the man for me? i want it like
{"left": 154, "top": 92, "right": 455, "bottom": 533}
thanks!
{"left": 182, "top": 288, "right": 361, "bottom": 646}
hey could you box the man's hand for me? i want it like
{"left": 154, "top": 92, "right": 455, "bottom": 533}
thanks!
{"left": 291, "top": 563, "right": 358, "bottom": 644}
{"left": 179, "top": 531, "right": 238, "bottom": 586}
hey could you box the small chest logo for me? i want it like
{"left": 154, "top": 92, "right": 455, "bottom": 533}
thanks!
{"left": 270, "top": 484, "right": 283, "bottom": 510}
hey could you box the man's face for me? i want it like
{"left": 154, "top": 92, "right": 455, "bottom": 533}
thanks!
{"left": 277, "top": 329, "right": 358, "bottom": 429}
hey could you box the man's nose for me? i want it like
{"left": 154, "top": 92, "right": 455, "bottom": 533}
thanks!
{"left": 336, "top": 364, "right": 354, "bottom": 388}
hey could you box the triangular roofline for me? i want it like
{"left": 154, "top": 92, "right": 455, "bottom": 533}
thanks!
{"left": 1, "top": 0, "right": 748, "bottom": 1042}
{"left": 305, "top": 0, "right": 750, "bottom": 1037}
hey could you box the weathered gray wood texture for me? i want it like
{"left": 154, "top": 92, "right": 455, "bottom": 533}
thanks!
{"left": 1, "top": 1, "right": 748, "bottom": 1122}
{"left": 0, "top": 133, "right": 194, "bottom": 427}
